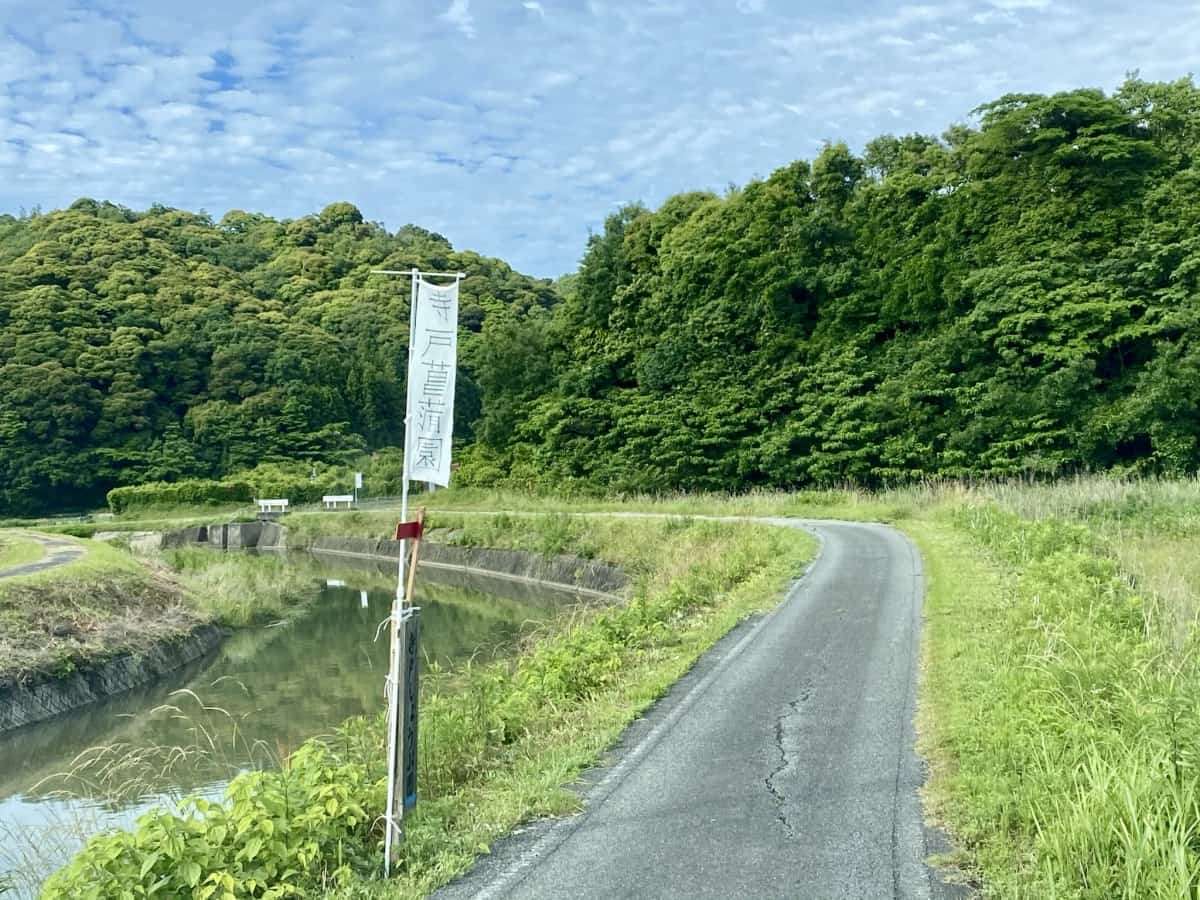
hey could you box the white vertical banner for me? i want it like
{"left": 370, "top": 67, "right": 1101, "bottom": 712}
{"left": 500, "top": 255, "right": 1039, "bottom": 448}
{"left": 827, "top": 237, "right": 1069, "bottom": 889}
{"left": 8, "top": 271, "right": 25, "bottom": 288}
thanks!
{"left": 406, "top": 277, "right": 459, "bottom": 486}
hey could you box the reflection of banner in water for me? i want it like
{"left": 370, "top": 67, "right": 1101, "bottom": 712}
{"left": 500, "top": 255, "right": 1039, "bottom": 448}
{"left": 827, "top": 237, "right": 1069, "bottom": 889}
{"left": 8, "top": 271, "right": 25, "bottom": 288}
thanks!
{"left": 405, "top": 277, "right": 459, "bottom": 486}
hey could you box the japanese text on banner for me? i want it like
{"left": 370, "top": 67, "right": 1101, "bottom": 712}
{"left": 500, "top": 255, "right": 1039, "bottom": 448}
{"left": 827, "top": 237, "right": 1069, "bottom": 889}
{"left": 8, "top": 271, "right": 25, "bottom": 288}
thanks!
{"left": 407, "top": 278, "right": 458, "bottom": 485}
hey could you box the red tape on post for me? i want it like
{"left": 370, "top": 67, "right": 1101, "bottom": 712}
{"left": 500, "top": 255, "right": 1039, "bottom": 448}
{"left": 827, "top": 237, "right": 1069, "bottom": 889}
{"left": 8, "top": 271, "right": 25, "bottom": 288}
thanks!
{"left": 395, "top": 520, "right": 424, "bottom": 541}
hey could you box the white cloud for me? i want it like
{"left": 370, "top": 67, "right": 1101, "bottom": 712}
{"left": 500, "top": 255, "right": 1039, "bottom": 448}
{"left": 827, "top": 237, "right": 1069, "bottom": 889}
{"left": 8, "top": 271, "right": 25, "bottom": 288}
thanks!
{"left": 989, "top": 0, "right": 1051, "bottom": 8}
{"left": 441, "top": 0, "right": 476, "bottom": 38}
{"left": 1, "top": 0, "right": 1199, "bottom": 276}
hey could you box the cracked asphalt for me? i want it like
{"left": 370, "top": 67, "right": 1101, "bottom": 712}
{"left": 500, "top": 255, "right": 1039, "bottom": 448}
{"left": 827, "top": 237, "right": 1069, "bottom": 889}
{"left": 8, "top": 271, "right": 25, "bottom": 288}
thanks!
{"left": 435, "top": 518, "right": 967, "bottom": 900}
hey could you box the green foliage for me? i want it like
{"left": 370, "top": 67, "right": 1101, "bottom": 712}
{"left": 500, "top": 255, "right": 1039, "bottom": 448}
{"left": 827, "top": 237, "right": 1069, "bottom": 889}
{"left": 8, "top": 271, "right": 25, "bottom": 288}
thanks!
{"left": 233, "top": 462, "right": 351, "bottom": 506}
{"left": 0, "top": 202, "right": 556, "bottom": 517}
{"left": 41, "top": 728, "right": 382, "bottom": 899}
{"left": 919, "top": 499, "right": 1200, "bottom": 897}
{"left": 106, "top": 480, "right": 254, "bottom": 514}
{"left": 43, "top": 515, "right": 814, "bottom": 899}
{"left": 467, "top": 77, "right": 1200, "bottom": 491}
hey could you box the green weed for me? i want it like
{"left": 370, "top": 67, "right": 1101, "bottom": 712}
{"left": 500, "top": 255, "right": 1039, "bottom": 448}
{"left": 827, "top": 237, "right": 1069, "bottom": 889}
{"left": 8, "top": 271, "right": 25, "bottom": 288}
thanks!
{"left": 44, "top": 516, "right": 815, "bottom": 899}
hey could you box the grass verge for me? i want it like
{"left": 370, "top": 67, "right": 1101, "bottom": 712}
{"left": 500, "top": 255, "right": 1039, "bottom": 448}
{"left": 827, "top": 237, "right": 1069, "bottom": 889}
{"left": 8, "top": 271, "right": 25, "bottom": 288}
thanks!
{"left": 41, "top": 514, "right": 816, "bottom": 899}
{"left": 0, "top": 537, "right": 198, "bottom": 685}
{"left": 913, "top": 488, "right": 1200, "bottom": 899}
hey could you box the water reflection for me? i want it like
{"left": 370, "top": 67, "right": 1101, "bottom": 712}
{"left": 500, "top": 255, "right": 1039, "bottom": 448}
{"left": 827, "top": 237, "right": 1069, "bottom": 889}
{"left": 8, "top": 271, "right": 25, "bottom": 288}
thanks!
{"left": 0, "top": 552, "right": 570, "bottom": 896}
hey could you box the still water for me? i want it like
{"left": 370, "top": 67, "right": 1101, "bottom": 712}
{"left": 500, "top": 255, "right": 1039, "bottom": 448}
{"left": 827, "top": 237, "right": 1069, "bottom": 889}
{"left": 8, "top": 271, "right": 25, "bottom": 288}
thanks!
{"left": 0, "top": 552, "right": 565, "bottom": 896}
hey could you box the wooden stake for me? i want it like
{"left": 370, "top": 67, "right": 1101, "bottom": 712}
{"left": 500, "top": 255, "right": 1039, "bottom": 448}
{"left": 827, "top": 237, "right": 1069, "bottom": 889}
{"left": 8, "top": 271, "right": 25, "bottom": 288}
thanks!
{"left": 404, "top": 507, "right": 426, "bottom": 607}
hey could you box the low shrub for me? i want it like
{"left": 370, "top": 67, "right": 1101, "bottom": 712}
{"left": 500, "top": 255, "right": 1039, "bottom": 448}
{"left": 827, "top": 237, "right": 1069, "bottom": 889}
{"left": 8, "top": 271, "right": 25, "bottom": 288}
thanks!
{"left": 41, "top": 724, "right": 383, "bottom": 900}
{"left": 107, "top": 480, "right": 254, "bottom": 515}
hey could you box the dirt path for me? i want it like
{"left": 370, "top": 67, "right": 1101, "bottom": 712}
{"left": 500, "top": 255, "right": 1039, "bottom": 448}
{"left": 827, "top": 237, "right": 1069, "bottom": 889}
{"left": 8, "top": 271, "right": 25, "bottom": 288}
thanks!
{"left": 0, "top": 533, "right": 86, "bottom": 580}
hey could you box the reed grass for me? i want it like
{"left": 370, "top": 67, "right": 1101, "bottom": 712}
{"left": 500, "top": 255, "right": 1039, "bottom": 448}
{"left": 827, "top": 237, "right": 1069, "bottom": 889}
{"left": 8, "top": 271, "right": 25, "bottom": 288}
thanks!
{"left": 0, "top": 686, "right": 286, "bottom": 897}
{"left": 163, "top": 547, "right": 323, "bottom": 627}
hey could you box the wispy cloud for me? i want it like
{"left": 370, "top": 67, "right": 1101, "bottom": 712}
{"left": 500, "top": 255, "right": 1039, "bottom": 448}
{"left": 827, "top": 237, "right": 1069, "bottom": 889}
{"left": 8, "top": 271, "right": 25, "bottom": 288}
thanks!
{"left": 441, "top": 0, "right": 476, "bottom": 38}
{"left": 0, "top": 0, "right": 1198, "bottom": 276}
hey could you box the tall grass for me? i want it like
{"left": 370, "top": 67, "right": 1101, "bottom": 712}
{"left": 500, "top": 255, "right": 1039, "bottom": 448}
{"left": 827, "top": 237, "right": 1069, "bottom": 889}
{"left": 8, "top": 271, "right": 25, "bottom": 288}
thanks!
{"left": 0, "top": 687, "right": 284, "bottom": 898}
{"left": 918, "top": 493, "right": 1200, "bottom": 898}
{"left": 974, "top": 476, "right": 1200, "bottom": 649}
{"left": 164, "top": 548, "right": 322, "bottom": 627}
{"left": 42, "top": 516, "right": 816, "bottom": 899}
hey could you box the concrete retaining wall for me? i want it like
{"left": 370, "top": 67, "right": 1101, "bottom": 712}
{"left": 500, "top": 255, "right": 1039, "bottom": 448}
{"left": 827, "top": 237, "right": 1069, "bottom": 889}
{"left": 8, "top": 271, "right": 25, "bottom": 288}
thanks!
{"left": 0, "top": 524, "right": 626, "bottom": 735}
{"left": 0, "top": 624, "right": 226, "bottom": 734}
{"left": 298, "top": 535, "right": 628, "bottom": 598}
{"left": 193, "top": 522, "right": 283, "bottom": 551}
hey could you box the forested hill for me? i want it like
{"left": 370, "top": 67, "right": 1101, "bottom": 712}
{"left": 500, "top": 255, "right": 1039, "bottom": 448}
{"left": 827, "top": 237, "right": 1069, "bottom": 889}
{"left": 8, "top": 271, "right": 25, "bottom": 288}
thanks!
{"left": 0, "top": 200, "right": 555, "bottom": 515}
{"left": 467, "top": 77, "right": 1200, "bottom": 492}
{"left": 5, "top": 78, "right": 1200, "bottom": 515}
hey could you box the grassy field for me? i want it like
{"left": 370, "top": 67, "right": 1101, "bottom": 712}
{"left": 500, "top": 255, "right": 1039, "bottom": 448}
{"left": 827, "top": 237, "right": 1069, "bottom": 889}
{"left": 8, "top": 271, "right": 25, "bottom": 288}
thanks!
{"left": 42, "top": 504, "right": 257, "bottom": 538}
{"left": 22, "top": 477, "right": 1200, "bottom": 897}
{"left": 0, "top": 534, "right": 201, "bottom": 684}
{"left": 0, "top": 533, "right": 43, "bottom": 571}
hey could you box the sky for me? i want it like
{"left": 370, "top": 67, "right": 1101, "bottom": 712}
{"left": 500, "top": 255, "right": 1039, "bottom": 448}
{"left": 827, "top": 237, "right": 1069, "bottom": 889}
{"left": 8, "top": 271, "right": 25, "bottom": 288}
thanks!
{"left": 1, "top": 1, "right": 1198, "bottom": 277}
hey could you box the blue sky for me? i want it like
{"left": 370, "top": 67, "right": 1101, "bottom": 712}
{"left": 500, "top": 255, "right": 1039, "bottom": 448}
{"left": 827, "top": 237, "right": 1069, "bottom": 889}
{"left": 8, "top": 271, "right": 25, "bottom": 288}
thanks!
{"left": 1, "top": 1, "right": 1198, "bottom": 277}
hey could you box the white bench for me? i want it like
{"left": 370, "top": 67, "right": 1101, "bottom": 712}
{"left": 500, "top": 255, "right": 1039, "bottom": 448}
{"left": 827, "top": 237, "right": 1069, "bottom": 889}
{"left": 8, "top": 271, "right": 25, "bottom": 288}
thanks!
{"left": 256, "top": 498, "right": 289, "bottom": 515}
{"left": 322, "top": 494, "right": 354, "bottom": 510}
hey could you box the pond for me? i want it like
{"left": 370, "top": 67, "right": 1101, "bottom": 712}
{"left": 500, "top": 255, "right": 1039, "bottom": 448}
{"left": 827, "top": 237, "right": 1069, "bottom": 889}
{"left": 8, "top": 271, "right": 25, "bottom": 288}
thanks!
{"left": 0, "top": 551, "right": 571, "bottom": 897}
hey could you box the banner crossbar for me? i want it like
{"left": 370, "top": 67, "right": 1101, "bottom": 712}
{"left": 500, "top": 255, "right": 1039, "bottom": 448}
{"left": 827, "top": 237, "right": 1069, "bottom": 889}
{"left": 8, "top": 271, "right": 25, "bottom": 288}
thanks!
{"left": 371, "top": 269, "right": 465, "bottom": 278}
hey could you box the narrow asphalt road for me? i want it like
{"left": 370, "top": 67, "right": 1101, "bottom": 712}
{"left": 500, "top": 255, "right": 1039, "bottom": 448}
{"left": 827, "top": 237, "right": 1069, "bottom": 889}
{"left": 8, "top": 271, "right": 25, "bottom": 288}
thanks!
{"left": 0, "top": 532, "right": 86, "bottom": 579}
{"left": 436, "top": 518, "right": 965, "bottom": 900}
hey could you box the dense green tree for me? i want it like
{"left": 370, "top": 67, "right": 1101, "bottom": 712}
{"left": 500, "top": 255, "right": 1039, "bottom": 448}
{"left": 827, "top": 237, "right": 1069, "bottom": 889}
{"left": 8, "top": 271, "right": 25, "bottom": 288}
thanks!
{"left": 8, "top": 77, "right": 1200, "bottom": 512}
{"left": 0, "top": 202, "right": 555, "bottom": 514}
{"left": 472, "top": 77, "right": 1200, "bottom": 491}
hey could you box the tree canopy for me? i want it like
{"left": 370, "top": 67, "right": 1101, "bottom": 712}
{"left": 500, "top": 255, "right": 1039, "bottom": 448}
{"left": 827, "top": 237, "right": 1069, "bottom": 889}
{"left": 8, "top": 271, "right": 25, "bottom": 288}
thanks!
{"left": 0, "top": 201, "right": 554, "bottom": 514}
{"left": 467, "top": 77, "right": 1200, "bottom": 491}
{"left": 6, "top": 77, "right": 1200, "bottom": 513}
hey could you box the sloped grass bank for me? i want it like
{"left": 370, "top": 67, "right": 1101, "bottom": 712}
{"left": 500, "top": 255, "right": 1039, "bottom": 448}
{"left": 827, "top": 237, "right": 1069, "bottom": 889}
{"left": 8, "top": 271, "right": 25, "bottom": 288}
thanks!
{"left": 0, "top": 537, "right": 198, "bottom": 687}
{"left": 915, "top": 499, "right": 1200, "bottom": 898}
{"left": 42, "top": 515, "right": 815, "bottom": 899}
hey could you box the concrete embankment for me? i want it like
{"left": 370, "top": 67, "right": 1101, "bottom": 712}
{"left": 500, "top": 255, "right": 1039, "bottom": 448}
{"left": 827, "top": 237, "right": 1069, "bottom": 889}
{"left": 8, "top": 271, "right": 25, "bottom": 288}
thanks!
{"left": 0, "top": 522, "right": 626, "bottom": 735}
{"left": 155, "top": 520, "right": 628, "bottom": 597}
{"left": 295, "top": 535, "right": 628, "bottom": 599}
{"left": 0, "top": 623, "right": 226, "bottom": 733}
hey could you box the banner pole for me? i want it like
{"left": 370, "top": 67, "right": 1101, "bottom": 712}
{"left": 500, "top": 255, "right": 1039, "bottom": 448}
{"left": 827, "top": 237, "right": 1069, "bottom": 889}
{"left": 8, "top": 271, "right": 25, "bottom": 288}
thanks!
{"left": 383, "top": 267, "right": 420, "bottom": 875}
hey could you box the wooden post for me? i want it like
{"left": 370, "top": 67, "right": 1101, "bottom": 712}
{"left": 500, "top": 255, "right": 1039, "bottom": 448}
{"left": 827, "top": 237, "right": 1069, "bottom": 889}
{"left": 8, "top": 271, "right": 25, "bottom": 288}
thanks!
{"left": 404, "top": 508, "right": 426, "bottom": 608}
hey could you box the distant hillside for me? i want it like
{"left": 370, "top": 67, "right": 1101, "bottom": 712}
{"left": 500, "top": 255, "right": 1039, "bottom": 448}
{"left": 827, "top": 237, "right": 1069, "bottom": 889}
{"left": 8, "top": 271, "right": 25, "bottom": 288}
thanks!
{"left": 8, "top": 77, "right": 1200, "bottom": 514}
{"left": 468, "top": 77, "right": 1200, "bottom": 491}
{"left": 0, "top": 200, "right": 556, "bottom": 515}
